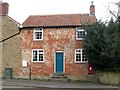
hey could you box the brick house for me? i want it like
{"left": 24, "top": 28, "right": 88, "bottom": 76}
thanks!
{"left": 20, "top": 2, "right": 96, "bottom": 80}
{"left": 0, "top": 2, "right": 21, "bottom": 79}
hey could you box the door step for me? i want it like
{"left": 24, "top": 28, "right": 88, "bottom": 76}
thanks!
{"left": 50, "top": 73, "right": 70, "bottom": 82}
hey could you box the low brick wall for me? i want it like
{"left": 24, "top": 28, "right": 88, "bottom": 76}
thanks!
{"left": 97, "top": 72, "right": 119, "bottom": 85}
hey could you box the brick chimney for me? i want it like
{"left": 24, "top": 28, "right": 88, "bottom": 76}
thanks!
{"left": 0, "top": 2, "right": 9, "bottom": 16}
{"left": 90, "top": 1, "right": 95, "bottom": 16}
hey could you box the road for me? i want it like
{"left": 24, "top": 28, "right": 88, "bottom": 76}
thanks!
{"left": 1, "top": 79, "right": 119, "bottom": 90}
{"left": 1, "top": 87, "right": 119, "bottom": 90}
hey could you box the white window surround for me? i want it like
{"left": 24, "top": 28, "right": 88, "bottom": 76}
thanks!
{"left": 75, "top": 49, "right": 88, "bottom": 63}
{"left": 32, "top": 49, "right": 44, "bottom": 62}
{"left": 33, "top": 28, "right": 43, "bottom": 40}
{"left": 76, "top": 27, "right": 86, "bottom": 40}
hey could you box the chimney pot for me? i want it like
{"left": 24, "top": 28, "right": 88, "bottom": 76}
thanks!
{"left": 90, "top": 1, "right": 95, "bottom": 16}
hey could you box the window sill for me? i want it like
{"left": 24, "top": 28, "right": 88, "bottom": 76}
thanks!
{"left": 75, "top": 61, "right": 88, "bottom": 64}
{"left": 33, "top": 39, "right": 43, "bottom": 41}
{"left": 76, "top": 38, "right": 84, "bottom": 41}
{"left": 31, "top": 61, "right": 44, "bottom": 63}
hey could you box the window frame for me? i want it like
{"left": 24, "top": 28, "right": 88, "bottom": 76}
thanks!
{"left": 76, "top": 27, "right": 86, "bottom": 40}
{"left": 32, "top": 49, "right": 44, "bottom": 62}
{"left": 33, "top": 28, "right": 43, "bottom": 41}
{"left": 75, "top": 49, "right": 88, "bottom": 63}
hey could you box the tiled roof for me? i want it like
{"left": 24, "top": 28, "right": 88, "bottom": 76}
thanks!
{"left": 22, "top": 14, "right": 96, "bottom": 27}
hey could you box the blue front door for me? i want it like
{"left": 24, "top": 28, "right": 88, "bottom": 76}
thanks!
{"left": 56, "top": 52, "right": 64, "bottom": 73}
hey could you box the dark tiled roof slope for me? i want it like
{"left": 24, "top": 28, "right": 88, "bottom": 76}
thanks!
{"left": 22, "top": 14, "right": 96, "bottom": 27}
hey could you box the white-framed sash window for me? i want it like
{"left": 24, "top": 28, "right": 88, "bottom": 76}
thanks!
{"left": 32, "top": 49, "right": 44, "bottom": 62}
{"left": 75, "top": 49, "right": 88, "bottom": 63}
{"left": 76, "top": 27, "right": 86, "bottom": 40}
{"left": 33, "top": 28, "right": 43, "bottom": 40}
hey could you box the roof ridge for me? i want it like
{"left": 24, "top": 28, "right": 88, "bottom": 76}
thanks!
{"left": 29, "top": 13, "right": 89, "bottom": 17}
{"left": 8, "top": 16, "right": 20, "bottom": 25}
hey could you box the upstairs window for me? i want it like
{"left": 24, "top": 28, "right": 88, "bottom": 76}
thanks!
{"left": 32, "top": 49, "right": 44, "bottom": 62}
{"left": 33, "top": 28, "right": 43, "bottom": 40}
{"left": 76, "top": 28, "right": 86, "bottom": 40}
{"left": 75, "top": 49, "right": 88, "bottom": 63}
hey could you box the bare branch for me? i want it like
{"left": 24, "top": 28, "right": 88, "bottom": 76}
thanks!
{"left": 105, "top": 5, "right": 120, "bottom": 22}
{"left": 115, "top": 3, "right": 120, "bottom": 6}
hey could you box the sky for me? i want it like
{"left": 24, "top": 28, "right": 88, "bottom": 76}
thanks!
{"left": 2, "top": 0, "right": 119, "bottom": 24}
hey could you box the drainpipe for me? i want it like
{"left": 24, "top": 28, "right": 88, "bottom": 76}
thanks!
{"left": 29, "top": 68, "right": 31, "bottom": 80}
{"left": 18, "top": 24, "right": 23, "bottom": 33}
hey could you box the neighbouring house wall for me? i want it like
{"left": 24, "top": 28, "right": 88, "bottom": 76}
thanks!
{"left": 2, "top": 16, "right": 21, "bottom": 78}
{"left": 21, "top": 27, "right": 88, "bottom": 80}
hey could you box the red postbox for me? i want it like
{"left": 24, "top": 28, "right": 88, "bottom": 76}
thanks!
{"left": 88, "top": 64, "right": 94, "bottom": 74}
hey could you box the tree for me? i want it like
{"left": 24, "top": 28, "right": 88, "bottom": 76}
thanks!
{"left": 83, "top": 19, "right": 120, "bottom": 71}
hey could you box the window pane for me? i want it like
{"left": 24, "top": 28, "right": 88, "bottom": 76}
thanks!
{"left": 39, "top": 32, "right": 42, "bottom": 39}
{"left": 35, "top": 32, "right": 40, "bottom": 39}
{"left": 76, "top": 52, "right": 81, "bottom": 62}
{"left": 39, "top": 50, "right": 44, "bottom": 61}
{"left": 76, "top": 58, "right": 79, "bottom": 61}
{"left": 39, "top": 50, "right": 43, "bottom": 53}
{"left": 82, "top": 50, "right": 87, "bottom": 62}
{"left": 77, "top": 30, "right": 85, "bottom": 39}
{"left": 76, "top": 54, "right": 79, "bottom": 58}
{"left": 76, "top": 50, "right": 81, "bottom": 53}
{"left": 33, "top": 50, "right": 37, "bottom": 61}
{"left": 77, "top": 31, "right": 82, "bottom": 38}
{"left": 39, "top": 54, "right": 43, "bottom": 61}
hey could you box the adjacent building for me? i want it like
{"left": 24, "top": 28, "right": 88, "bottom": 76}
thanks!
{"left": 0, "top": 2, "right": 21, "bottom": 79}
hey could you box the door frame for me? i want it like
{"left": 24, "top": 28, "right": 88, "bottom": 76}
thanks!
{"left": 54, "top": 51, "right": 65, "bottom": 74}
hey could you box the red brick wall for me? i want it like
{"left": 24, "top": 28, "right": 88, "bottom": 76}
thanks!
{"left": 20, "top": 27, "right": 88, "bottom": 79}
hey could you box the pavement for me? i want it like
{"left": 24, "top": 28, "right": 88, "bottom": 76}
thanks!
{"left": 1, "top": 79, "right": 119, "bottom": 89}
